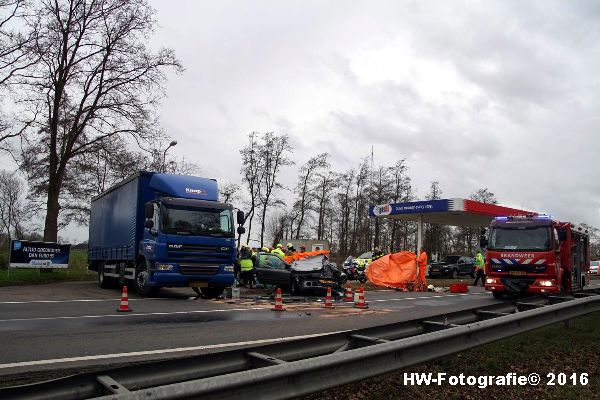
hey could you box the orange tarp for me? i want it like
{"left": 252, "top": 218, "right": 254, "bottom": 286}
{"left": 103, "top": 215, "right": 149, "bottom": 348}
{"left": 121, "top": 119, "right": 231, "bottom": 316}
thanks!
{"left": 283, "top": 250, "right": 330, "bottom": 264}
{"left": 365, "top": 251, "right": 418, "bottom": 288}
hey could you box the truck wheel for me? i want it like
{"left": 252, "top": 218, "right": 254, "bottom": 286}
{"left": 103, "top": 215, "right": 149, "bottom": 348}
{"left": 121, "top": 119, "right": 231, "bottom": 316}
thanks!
{"left": 135, "top": 263, "right": 157, "bottom": 297}
{"left": 451, "top": 269, "right": 459, "bottom": 279}
{"left": 492, "top": 291, "right": 503, "bottom": 300}
{"left": 98, "top": 264, "right": 113, "bottom": 289}
{"left": 200, "top": 287, "right": 225, "bottom": 298}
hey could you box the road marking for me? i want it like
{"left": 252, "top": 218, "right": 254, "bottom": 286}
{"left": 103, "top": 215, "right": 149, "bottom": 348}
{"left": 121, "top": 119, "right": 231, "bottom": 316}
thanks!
{"left": 0, "top": 297, "right": 185, "bottom": 305}
{"left": 371, "top": 292, "right": 488, "bottom": 303}
{"left": 0, "top": 330, "right": 348, "bottom": 370}
{"left": 0, "top": 307, "right": 270, "bottom": 323}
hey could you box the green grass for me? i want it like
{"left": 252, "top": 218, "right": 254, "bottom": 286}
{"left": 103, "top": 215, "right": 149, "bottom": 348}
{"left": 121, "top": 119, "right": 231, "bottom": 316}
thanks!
{"left": 303, "top": 312, "right": 600, "bottom": 400}
{"left": 0, "top": 249, "right": 95, "bottom": 286}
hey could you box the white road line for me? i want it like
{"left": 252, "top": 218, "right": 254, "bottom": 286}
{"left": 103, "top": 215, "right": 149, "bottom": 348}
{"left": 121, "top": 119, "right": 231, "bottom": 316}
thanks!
{"left": 0, "top": 307, "right": 270, "bottom": 323}
{"left": 0, "top": 330, "right": 348, "bottom": 370}
{"left": 0, "top": 297, "right": 183, "bottom": 305}
{"left": 372, "top": 292, "right": 488, "bottom": 303}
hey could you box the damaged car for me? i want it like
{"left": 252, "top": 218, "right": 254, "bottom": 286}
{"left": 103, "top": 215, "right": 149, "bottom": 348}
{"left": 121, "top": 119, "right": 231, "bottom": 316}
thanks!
{"left": 255, "top": 252, "right": 345, "bottom": 295}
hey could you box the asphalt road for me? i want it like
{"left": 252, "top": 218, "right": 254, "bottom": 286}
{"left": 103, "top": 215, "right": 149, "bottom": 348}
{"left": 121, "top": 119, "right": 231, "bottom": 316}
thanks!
{"left": 0, "top": 281, "right": 502, "bottom": 379}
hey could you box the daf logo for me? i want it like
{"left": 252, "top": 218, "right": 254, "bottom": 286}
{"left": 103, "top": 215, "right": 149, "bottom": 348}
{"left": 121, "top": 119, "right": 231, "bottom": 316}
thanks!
{"left": 168, "top": 244, "right": 183, "bottom": 249}
{"left": 221, "top": 247, "right": 228, "bottom": 251}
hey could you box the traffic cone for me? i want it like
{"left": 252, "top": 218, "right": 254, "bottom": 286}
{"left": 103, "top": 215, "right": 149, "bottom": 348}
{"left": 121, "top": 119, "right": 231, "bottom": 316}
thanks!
{"left": 116, "top": 285, "right": 132, "bottom": 312}
{"left": 354, "top": 288, "right": 368, "bottom": 309}
{"left": 324, "top": 287, "right": 334, "bottom": 308}
{"left": 344, "top": 285, "right": 354, "bottom": 302}
{"left": 272, "top": 287, "right": 285, "bottom": 311}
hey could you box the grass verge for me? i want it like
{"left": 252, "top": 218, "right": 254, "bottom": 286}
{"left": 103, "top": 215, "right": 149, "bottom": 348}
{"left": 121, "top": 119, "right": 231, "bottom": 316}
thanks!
{"left": 301, "top": 311, "right": 600, "bottom": 400}
{"left": 0, "top": 250, "right": 95, "bottom": 286}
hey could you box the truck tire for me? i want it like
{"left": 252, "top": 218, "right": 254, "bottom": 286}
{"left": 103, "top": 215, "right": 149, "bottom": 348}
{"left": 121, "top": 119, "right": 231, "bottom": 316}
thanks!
{"left": 200, "top": 287, "right": 225, "bottom": 298}
{"left": 134, "top": 262, "right": 158, "bottom": 297}
{"left": 98, "top": 264, "right": 114, "bottom": 289}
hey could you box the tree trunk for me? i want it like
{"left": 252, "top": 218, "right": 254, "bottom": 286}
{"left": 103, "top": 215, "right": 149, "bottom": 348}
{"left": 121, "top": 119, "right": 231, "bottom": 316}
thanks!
{"left": 260, "top": 205, "right": 267, "bottom": 247}
{"left": 43, "top": 179, "right": 61, "bottom": 242}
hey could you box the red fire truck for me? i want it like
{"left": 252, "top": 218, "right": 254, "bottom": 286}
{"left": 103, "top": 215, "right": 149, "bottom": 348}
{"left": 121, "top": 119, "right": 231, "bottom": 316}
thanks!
{"left": 483, "top": 214, "right": 590, "bottom": 299}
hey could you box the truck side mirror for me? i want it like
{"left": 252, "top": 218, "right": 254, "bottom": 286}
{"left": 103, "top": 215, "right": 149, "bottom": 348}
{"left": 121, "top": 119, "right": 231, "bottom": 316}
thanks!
{"left": 237, "top": 210, "right": 245, "bottom": 225}
{"left": 145, "top": 203, "right": 154, "bottom": 219}
{"left": 237, "top": 226, "right": 246, "bottom": 235}
{"left": 479, "top": 236, "right": 488, "bottom": 248}
{"left": 145, "top": 220, "right": 154, "bottom": 229}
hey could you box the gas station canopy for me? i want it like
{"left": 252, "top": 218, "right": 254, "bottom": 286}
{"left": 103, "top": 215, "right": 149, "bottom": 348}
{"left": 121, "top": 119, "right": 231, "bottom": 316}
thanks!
{"left": 369, "top": 198, "right": 534, "bottom": 250}
{"left": 369, "top": 198, "right": 533, "bottom": 227}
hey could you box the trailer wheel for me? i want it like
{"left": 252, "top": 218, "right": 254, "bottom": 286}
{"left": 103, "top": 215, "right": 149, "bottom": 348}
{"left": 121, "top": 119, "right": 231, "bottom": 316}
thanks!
{"left": 200, "top": 287, "right": 225, "bottom": 298}
{"left": 134, "top": 262, "right": 157, "bottom": 297}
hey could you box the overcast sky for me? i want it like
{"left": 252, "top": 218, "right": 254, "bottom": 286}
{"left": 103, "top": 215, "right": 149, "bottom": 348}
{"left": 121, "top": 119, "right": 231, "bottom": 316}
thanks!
{"left": 16, "top": 0, "right": 600, "bottom": 241}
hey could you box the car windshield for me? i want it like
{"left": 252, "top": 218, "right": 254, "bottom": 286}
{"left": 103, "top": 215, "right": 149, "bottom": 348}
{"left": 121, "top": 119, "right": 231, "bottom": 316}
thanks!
{"left": 161, "top": 205, "right": 234, "bottom": 237}
{"left": 488, "top": 226, "right": 552, "bottom": 251}
{"left": 443, "top": 255, "right": 460, "bottom": 264}
{"left": 358, "top": 252, "right": 373, "bottom": 259}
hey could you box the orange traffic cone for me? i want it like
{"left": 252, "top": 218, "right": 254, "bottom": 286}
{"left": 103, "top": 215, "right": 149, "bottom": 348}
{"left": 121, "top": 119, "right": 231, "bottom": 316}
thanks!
{"left": 344, "top": 285, "right": 354, "bottom": 302}
{"left": 324, "top": 287, "right": 334, "bottom": 308}
{"left": 117, "top": 285, "right": 132, "bottom": 312}
{"left": 272, "top": 287, "right": 285, "bottom": 311}
{"left": 354, "top": 288, "right": 368, "bottom": 309}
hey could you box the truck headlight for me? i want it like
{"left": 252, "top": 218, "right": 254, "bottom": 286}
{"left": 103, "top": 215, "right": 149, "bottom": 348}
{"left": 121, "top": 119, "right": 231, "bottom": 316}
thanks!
{"left": 486, "top": 278, "right": 496, "bottom": 284}
{"left": 155, "top": 263, "right": 174, "bottom": 271}
{"left": 224, "top": 265, "right": 234, "bottom": 272}
{"left": 538, "top": 280, "right": 554, "bottom": 287}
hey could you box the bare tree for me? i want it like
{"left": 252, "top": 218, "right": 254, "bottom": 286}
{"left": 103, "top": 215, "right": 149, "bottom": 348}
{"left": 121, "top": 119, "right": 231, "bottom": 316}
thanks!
{"left": 16, "top": 0, "right": 181, "bottom": 241}
{"left": 219, "top": 182, "right": 241, "bottom": 204}
{"left": 0, "top": 170, "right": 29, "bottom": 241}
{"left": 239, "top": 132, "right": 264, "bottom": 245}
{"left": 256, "top": 132, "right": 293, "bottom": 247}
{"left": 292, "top": 152, "right": 328, "bottom": 239}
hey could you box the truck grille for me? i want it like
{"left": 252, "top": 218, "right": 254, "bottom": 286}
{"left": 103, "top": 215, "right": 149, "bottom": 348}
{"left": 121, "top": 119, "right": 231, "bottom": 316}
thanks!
{"left": 178, "top": 264, "right": 220, "bottom": 276}
{"left": 167, "top": 243, "right": 232, "bottom": 263}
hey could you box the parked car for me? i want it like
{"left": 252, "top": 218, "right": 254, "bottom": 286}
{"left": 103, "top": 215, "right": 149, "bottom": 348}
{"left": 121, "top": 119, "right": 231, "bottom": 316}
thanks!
{"left": 590, "top": 260, "right": 600, "bottom": 276}
{"left": 428, "top": 255, "right": 476, "bottom": 279}
{"left": 254, "top": 252, "right": 345, "bottom": 295}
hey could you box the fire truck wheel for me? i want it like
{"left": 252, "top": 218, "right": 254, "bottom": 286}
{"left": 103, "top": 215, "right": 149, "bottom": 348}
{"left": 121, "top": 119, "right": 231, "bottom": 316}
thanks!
{"left": 492, "top": 291, "right": 503, "bottom": 300}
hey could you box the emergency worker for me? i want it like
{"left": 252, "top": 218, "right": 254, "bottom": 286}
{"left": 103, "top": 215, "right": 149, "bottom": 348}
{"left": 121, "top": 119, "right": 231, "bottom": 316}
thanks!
{"left": 473, "top": 250, "right": 486, "bottom": 286}
{"left": 286, "top": 243, "right": 296, "bottom": 255}
{"left": 417, "top": 247, "right": 428, "bottom": 290}
{"left": 238, "top": 244, "right": 257, "bottom": 288}
{"left": 261, "top": 246, "right": 270, "bottom": 253}
{"left": 271, "top": 244, "right": 286, "bottom": 258}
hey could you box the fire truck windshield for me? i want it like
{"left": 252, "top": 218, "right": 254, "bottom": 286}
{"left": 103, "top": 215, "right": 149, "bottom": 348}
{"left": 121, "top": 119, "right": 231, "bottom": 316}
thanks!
{"left": 488, "top": 226, "right": 552, "bottom": 251}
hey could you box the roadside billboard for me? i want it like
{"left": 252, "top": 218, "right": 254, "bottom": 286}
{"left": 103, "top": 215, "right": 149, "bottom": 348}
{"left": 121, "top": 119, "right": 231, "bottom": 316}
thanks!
{"left": 9, "top": 240, "right": 71, "bottom": 269}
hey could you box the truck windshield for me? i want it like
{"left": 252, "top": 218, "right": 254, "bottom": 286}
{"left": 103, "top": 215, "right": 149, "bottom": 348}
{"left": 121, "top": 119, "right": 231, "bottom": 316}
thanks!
{"left": 488, "top": 226, "right": 552, "bottom": 251}
{"left": 161, "top": 206, "right": 234, "bottom": 237}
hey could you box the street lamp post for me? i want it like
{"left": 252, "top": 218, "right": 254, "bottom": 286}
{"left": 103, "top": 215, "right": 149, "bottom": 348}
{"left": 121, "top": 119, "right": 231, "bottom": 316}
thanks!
{"left": 162, "top": 140, "right": 178, "bottom": 172}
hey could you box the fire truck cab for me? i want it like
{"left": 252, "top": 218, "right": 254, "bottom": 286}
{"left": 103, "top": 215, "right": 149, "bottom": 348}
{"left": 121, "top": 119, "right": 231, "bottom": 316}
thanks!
{"left": 484, "top": 214, "right": 590, "bottom": 298}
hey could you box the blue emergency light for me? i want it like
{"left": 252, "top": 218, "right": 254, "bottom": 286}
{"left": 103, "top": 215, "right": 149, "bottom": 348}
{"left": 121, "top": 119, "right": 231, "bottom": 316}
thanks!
{"left": 494, "top": 216, "right": 508, "bottom": 220}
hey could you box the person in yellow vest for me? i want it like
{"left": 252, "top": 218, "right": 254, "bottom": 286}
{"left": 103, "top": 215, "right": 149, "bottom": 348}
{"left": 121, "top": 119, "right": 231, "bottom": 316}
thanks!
{"left": 238, "top": 244, "right": 257, "bottom": 288}
{"left": 261, "top": 246, "right": 270, "bottom": 253}
{"left": 417, "top": 247, "right": 428, "bottom": 291}
{"left": 271, "top": 243, "right": 286, "bottom": 258}
{"left": 473, "top": 250, "right": 486, "bottom": 286}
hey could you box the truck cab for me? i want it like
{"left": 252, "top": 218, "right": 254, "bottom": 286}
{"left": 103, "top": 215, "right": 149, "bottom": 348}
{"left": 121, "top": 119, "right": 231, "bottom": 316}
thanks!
{"left": 141, "top": 197, "right": 238, "bottom": 297}
{"left": 484, "top": 214, "right": 590, "bottom": 298}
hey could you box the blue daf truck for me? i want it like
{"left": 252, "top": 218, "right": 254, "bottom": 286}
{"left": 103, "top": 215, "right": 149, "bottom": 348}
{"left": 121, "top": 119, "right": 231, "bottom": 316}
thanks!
{"left": 88, "top": 171, "right": 245, "bottom": 297}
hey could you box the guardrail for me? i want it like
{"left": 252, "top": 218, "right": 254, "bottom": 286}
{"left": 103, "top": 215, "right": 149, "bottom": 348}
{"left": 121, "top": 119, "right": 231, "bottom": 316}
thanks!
{"left": 3, "top": 290, "right": 600, "bottom": 400}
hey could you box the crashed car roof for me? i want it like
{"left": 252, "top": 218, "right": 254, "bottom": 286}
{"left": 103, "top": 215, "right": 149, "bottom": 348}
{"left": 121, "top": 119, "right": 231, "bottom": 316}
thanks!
{"left": 291, "top": 255, "right": 326, "bottom": 272}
